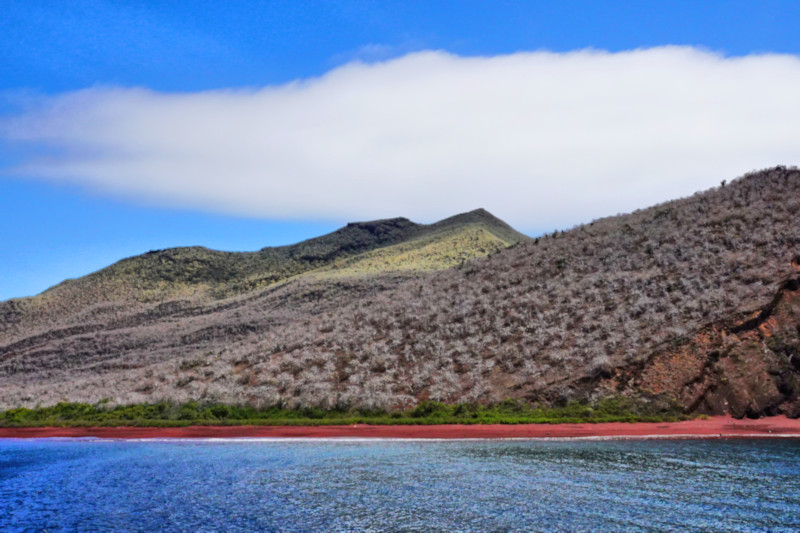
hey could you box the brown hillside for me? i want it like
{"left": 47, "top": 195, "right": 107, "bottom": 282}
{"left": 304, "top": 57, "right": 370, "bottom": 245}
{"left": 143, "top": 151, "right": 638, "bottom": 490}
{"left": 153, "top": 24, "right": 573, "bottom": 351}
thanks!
{"left": 611, "top": 274, "right": 800, "bottom": 418}
{"left": 1, "top": 167, "right": 798, "bottom": 417}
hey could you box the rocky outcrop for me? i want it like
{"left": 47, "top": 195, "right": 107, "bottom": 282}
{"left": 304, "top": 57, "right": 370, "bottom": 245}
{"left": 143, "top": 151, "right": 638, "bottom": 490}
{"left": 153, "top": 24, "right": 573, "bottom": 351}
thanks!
{"left": 610, "top": 273, "right": 800, "bottom": 418}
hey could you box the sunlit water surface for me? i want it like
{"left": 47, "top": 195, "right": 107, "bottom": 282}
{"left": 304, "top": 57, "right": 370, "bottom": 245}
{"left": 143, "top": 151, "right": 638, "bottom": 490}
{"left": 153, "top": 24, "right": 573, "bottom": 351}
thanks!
{"left": 1, "top": 438, "right": 799, "bottom": 532}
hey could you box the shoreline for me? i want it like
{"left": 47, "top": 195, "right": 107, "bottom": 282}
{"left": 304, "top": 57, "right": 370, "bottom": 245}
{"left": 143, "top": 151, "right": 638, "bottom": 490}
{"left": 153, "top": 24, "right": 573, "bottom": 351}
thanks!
{"left": 2, "top": 415, "right": 800, "bottom": 440}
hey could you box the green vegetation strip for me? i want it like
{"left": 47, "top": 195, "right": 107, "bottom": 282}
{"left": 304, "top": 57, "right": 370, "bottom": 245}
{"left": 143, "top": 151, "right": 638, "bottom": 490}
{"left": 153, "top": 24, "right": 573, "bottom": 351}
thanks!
{"left": 0, "top": 398, "right": 692, "bottom": 428}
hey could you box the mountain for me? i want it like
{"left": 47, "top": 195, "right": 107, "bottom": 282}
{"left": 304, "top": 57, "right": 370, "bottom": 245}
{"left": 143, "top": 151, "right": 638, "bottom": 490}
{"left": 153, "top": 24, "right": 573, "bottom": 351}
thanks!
{"left": 0, "top": 208, "right": 526, "bottom": 404}
{"left": 1, "top": 167, "right": 799, "bottom": 419}
{"left": 0, "top": 208, "right": 525, "bottom": 337}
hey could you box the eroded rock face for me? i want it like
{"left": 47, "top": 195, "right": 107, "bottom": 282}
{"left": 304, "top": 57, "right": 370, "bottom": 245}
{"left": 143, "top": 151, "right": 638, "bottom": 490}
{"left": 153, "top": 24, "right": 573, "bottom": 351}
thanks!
{"left": 618, "top": 276, "right": 800, "bottom": 418}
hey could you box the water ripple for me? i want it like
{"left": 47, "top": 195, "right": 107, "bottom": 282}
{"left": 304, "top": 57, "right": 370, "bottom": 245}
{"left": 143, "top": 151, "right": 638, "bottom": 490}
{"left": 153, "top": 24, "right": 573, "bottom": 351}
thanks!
{"left": 1, "top": 439, "right": 799, "bottom": 532}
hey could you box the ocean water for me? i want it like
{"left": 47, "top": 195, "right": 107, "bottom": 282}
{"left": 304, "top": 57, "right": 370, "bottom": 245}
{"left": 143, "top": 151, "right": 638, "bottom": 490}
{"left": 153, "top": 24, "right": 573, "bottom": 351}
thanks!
{"left": 1, "top": 438, "right": 799, "bottom": 532}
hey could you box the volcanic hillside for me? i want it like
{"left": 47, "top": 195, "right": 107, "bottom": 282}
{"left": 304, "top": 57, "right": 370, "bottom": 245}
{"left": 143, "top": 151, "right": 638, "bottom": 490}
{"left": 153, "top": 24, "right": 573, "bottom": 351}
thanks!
{"left": 0, "top": 209, "right": 527, "bottom": 404}
{"left": 2, "top": 167, "right": 799, "bottom": 417}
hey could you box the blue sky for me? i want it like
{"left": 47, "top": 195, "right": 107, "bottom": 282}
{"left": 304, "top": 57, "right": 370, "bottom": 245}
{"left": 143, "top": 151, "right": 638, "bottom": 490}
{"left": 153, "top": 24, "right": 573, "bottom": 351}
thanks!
{"left": 2, "top": 1, "right": 800, "bottom": 300}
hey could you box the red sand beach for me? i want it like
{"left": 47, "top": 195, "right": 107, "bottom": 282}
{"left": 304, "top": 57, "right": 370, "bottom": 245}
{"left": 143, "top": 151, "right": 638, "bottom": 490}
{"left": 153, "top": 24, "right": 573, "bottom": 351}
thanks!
{"left": 2, "top": 415, "right": 800, "bottom": 439}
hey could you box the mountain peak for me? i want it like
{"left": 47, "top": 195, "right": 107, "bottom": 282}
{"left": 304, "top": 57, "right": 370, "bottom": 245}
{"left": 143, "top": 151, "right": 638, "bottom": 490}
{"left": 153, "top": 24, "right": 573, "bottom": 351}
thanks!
{"left": 344, "top": 216, "right": 416, "bottom": 235}
{"left": 429, "top": 208, "right": 529, "bottom": 243}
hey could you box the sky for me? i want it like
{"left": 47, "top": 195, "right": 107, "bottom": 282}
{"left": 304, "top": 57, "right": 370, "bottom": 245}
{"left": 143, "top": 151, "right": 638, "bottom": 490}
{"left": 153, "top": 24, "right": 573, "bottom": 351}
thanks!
{"left": 1, "top": 1, "right": 800, "bottom": 300}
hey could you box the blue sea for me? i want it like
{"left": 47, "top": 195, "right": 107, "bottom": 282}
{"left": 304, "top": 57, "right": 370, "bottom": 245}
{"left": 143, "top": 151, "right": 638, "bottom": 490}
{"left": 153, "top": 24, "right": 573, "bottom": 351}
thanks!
{"left": 1, "top": 438, "right": 799, "bottom": 532}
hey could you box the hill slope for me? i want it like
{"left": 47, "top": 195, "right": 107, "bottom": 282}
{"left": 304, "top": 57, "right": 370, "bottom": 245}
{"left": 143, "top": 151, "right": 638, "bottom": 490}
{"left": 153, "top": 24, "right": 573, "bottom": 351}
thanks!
{"left": 1, "top": 167, "right": 799, "bottom": 418}
{"left": 0, "top": 208, "right": 524, "bottom": 342}
{"left": 0, "top": 208, "right": 526, "bottom": 400}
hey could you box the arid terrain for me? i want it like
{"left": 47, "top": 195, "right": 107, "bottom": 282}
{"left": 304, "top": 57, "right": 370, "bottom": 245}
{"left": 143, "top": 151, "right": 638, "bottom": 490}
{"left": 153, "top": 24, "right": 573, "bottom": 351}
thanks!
{"left": 1, "top": 167, "right": 799, "bottom": 418}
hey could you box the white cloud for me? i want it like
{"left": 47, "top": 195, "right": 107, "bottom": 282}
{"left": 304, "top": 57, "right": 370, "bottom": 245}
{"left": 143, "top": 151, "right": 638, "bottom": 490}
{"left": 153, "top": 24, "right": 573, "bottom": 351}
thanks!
{"left": 2, "top": 47, "right": 800, "bottom": 232}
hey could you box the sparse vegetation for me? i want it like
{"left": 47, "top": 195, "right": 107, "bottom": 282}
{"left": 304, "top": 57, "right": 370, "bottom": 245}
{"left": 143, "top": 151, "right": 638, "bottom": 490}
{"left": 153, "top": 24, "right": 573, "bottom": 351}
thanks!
{"left": 1, "top": 167, "right": 799, "bottom": 418}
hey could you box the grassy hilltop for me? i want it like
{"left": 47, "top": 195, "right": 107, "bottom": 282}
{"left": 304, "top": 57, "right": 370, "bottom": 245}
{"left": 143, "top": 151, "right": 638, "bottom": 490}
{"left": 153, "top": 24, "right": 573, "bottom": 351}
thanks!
{"left": 15, "top": 208, "right": 525, "bottom": 305}
{"left": 0, "top": 208, "right": 524, "bottom": 338}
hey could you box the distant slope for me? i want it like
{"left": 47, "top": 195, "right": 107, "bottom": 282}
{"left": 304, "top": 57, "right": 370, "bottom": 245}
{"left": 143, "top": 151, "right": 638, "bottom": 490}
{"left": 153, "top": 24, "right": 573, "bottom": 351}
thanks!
{"left": 313, "top": 209, "right": 526, "bottom": 278}
{"left": 1, "top": 167, "right": 798, "bottom": 418}
{"left": 0, "top": 216, "right": 418, "bottom": 342}
{"left": 425, "top": 208, "right": 529, "bottom": 244}
{"left": 0, "top": 208, "right": 526, "bottom": 349}
{"left": 28, "top": 216, "right": 423, "bottom": 304}
{"left": 8, "top": 208, "right": 525, "bottom": 306}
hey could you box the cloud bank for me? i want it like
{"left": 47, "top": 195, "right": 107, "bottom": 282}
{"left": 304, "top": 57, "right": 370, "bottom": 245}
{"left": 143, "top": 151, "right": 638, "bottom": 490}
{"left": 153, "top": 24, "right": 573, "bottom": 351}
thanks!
{"left": 2, "top": 47, "right": 800, "bottom": 231}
